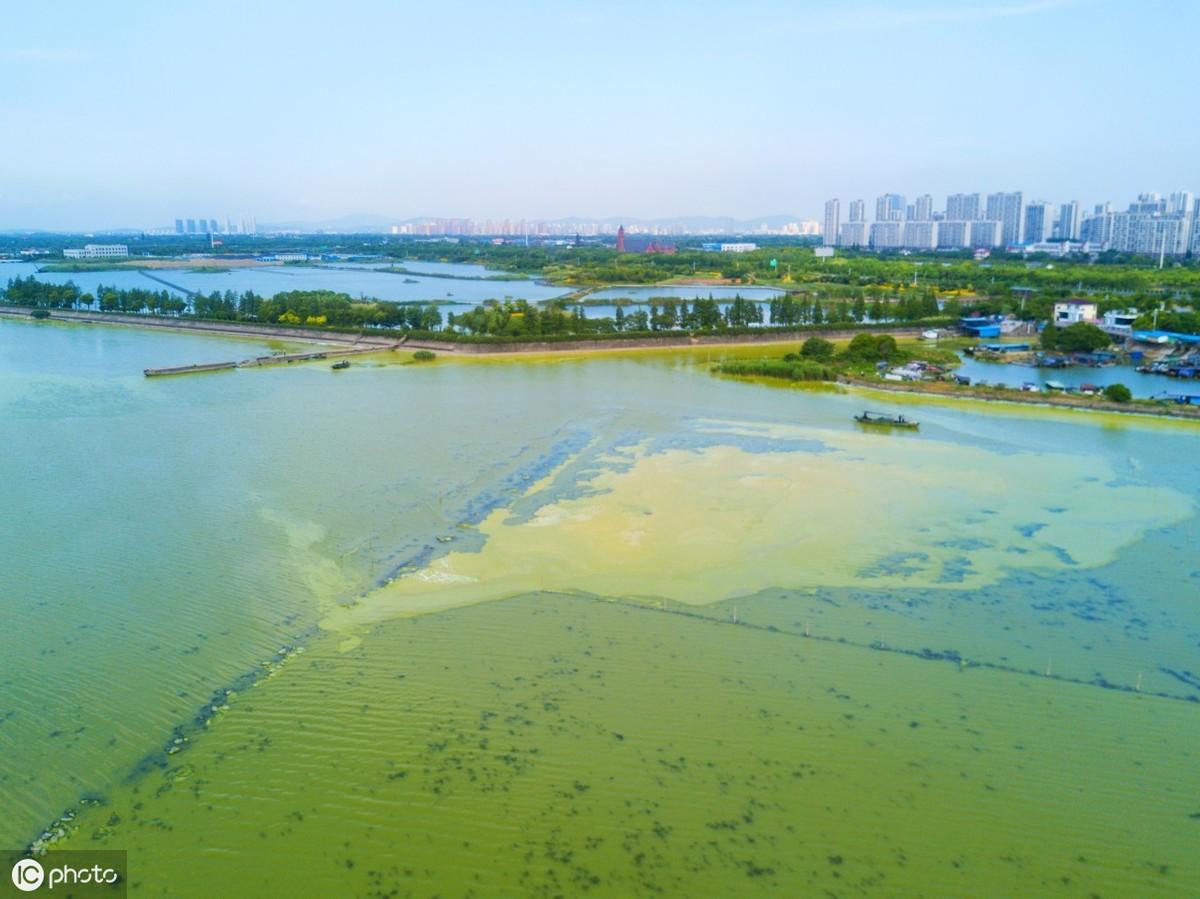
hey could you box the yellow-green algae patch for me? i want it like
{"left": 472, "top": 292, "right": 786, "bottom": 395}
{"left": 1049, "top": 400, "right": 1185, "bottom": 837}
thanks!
{"left": 65, "top": 595, "right": 1200, "bottom": 898}
{"left": 325, "top": 420, "right": 1191, "bottom": 630}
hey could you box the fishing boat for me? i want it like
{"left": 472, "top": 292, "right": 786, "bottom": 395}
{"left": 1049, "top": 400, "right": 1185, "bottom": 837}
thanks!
{"left": 331, "top": 360, "right": 351, "bottom": 370}
{"left": 853, "top": 410, "right": 919, "bottom": 429}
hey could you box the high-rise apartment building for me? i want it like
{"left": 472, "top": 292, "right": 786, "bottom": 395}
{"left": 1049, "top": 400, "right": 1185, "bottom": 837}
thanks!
{"left": 911, "top": 194, "right": 933, "bottom": 221}
{"left": 1055, "top": 202, "right": 1080, "bottom": 240}
{"left": 945, "top": 193, "right": 981, "bottom": 221}
{"left": 875, "top": 194, "right": 905, "bottom": 222}
{"left": 1129, "top": 193, "right": 1166, "bottom": 214}
{"left": 1023, "top": 201, "right": 1054, "bottom": 244}
{"left": 986, "top": 192, "right": 1024, "bottom": 245}
{"left": 1169, "top": 191, "right": 1194, "bottom": 217}
{"left": 848, "top": 199, "right": 865, "bottom": 223}
{"left": 1080, "top": 205, "right": 1114, "bottom": 246}
{"left": 823, "top": 199, "right": 840, "bottom": 247}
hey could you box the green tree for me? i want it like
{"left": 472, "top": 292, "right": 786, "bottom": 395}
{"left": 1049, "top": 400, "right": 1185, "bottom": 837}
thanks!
{"left": 1102, "top": 383, "right": 1132, "bottom": 403}
{"left": 1055, "top": 322, "right": 1111, "bottom": 353}
{"left": 800, "top": 336, "right": 835, "bottom": 360}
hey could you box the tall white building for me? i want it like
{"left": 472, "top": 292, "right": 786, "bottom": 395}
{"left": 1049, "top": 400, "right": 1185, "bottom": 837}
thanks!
{"left": 910, "top": 194, "right": 933, "bottom": 221}
{"left": 1055, "top": 201, "right": 1080, "bottom": 240}
{"left": 1023, "top": 201, "right": 1054, "bottom": 244}
{"left": 945, "top": 193, "right": 981, "bottom": 221}
{"left": 823, "top": 199, "right": 840, "bottom": 247}
{"left": 1129, "top": 192, "right": 1166, "bottom": 214}
{"left": 875, "top": 194, "right": 905, "bottom": 222}
{"left": 986, "top": 191, "right": 1024, "bottom": 245}
{"left": 1080, "top": 204, "right": 1114, "bottom": 246}
{"left": 1169, "top": 191, "right": 1194, "bottom": 216}
{"left": 847, "top": 199, "right": 865, "bottom": 222}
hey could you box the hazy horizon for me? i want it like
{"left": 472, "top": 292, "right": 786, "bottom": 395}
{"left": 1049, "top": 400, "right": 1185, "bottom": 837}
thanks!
{"left": 3, "top": 0, "right": 1197, "bottom": 231}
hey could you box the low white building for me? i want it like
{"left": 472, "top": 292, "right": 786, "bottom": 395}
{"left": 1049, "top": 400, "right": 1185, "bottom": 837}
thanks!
{"left": 63, "top": 244, "right": 129, "bottom": 259}
{"left": 1052, "top": 299, "right": 1098, "bottom": 326}
{"left": 1101, "top": 308, "right": 1140, "bottom": 337}
{"left": 718, "top": 242, "right": 757, "bottom": 253}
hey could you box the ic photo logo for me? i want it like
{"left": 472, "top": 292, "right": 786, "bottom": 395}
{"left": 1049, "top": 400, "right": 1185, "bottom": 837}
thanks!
{"left": 5, "top": 851, "right": 126, "bottom": 897}
{"left": 11, "top": 859, "right": 43, "bottom": 892}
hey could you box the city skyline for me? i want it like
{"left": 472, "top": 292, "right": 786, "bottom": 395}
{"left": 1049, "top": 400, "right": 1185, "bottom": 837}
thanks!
{"left": 8, "top": 182, "right": 1194, "bottom": 248}
{"left": 823, "top": 187, "right": 1198, "bottom": 255}
{"left": 3, "top": 0, "right": 1199, "bottom": 230}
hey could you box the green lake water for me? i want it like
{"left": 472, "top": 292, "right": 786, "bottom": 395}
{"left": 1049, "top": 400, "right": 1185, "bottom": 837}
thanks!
{"left": 1, "top": 319, "right": 1198, "bottom": 897}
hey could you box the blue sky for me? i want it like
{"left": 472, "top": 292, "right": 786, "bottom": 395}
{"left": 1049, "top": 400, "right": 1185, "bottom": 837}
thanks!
{"left": 1, "top": 0, "right": 1195, "bottom": 229}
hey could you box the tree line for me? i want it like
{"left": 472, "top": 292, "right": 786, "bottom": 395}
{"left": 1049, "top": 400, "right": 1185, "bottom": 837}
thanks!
{"left": 1, "top": 277, "right": 444, "bottom": 331}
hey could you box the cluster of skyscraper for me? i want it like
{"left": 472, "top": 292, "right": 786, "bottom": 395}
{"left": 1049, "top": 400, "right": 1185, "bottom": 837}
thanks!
{"left": 822, "top": 190, "right": 1199, "bottom": 256}
{"left": 174, "top": 217, "right": 257, "bottom": 236}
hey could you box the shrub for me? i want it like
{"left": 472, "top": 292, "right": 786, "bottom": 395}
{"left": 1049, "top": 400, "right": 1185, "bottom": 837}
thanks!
{"left": 412, "top": 349, "right": 436, "bottom": 361}
{"left": 843, "top": 332, "right": 898, "bottom": 363}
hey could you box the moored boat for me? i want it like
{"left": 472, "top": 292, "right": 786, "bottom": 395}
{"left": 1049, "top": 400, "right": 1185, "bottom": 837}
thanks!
{"left": 854, "top": 410, "right": 919, "bottom": 429}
